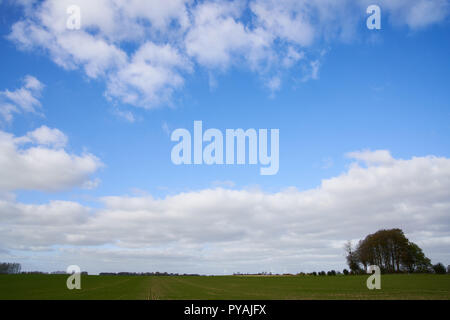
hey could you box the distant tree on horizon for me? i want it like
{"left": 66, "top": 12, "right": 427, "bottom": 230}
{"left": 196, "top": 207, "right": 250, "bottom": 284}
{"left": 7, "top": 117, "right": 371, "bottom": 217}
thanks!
{"left": 432, "top": 263, "right": 446, "bottom": 274}
{"left": 0, "top": 262, "right": 21, "bottom": 274}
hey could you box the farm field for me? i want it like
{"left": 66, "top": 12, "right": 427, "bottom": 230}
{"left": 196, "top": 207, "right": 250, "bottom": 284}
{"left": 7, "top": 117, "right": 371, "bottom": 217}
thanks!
{"left": 0, "top": 274, "right": 449, "bottom": 300}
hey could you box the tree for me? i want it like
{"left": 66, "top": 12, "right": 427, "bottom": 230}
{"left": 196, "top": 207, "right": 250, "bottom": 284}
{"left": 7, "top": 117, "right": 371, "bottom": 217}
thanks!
{"left": 432, "top": 263, "right": 446, "bottom": 274}
{"left": 343, "top": 269, "right": 349, "bottom": 275}
{"left": 344, "top": 241, "right": 361, "bottom": 273}
{"left": 447, "top": 265, "right": 450, "bottom": 274}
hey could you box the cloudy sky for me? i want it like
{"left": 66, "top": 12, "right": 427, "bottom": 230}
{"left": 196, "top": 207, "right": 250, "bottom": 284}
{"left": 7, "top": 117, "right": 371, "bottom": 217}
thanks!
{"left": 0, "top": 0, "right": 449, "bottom": 275}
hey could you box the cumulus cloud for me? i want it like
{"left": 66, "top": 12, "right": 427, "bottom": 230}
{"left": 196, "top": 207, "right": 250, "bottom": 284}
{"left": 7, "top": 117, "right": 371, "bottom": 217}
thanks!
{"left": 106, "top": 42, "right": 191, "bottom": 107}
{"left": 0, "top": 126, "right": 102, "bottom": 192}
{"left": 250, "top": 0, "right": 315, "bottom": 46}
{"left": 0, "top": 75, "right": 44, "bottom": 123}
{"left": 7, "top": 0, "right": 448, "bottom": 109}
{"left": 15, "top": 125, "right": 68, "bottom": 148}
{"left": 8, "top": 0, "right": 190, "bottom": 108}
{"left": 185, "top": 1, "right": 271, "bottom": 69}
{"left": 346, "top": 149, "right": 394, "bottom": 165}
{"left": 1, "top": 150, "right": 449, "bottom": 273}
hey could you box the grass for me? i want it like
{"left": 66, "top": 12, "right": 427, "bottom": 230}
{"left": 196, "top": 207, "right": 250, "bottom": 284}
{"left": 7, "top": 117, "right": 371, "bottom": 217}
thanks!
{"left": 0, "top": 274, "right": 449, "bottom": 300}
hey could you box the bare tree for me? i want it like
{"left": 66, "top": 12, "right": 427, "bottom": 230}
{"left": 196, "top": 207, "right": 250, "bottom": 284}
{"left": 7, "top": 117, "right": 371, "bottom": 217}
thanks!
{"left": 344, "top": 241, "right": 361, "bottom": 274}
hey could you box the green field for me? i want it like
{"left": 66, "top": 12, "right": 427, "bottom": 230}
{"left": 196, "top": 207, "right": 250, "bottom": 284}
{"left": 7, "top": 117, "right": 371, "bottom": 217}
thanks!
{"left": 1, "top": 274, "right": 449, "bottom": 300}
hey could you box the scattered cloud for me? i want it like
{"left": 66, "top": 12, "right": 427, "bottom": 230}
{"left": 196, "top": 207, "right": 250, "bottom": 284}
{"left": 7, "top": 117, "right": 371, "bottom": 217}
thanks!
{"left": 0, "top": 126, "right": 102, "bottom": 192}
{"left": 82, "top": 178, "right": 101, "bottom": 190}
{"left": 321, "top": 157, "right": 334, "bottom": 169}
{"left": 346, "top": 149, "right": 394, "bottom": 165}
{"left": 7, "top": 1, "right": 448, "bottom": 109}
{"left": 106, "top": 42, "right": 191, "bottom": 107}
{"left": 0, "top": 75, "right": 44, "bottom": 123}
{"left": 265, "top": 76, "right": 281, "bottom": 96}
{"left": 112, "top": 108, "right": 136, "bottom": 123}
{"left": 162, "top": 121, "right": 171, "bottom": 136}
{"left": 282, "top": 46, "right": 305, "bottom": 68}
{"left": 15, "top": 125, "right": 68, "bottom": 148}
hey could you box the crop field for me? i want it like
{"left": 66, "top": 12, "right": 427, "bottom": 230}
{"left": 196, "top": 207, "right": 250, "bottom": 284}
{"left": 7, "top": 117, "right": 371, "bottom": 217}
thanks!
{"left": 0, "top": 274, "right": 449, "bottom": 300}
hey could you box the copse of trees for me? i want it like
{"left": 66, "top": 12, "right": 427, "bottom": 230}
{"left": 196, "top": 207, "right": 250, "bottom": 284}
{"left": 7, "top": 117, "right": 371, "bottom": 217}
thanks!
{"left": 0, "top": 262, "right": 21, "bottom": 274}
{"left": 345, "top": 229, "right": 434, "bottom": 273}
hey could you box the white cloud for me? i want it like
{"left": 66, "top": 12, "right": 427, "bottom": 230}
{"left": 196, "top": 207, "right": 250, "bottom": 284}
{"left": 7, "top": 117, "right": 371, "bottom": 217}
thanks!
{"left": 301, "top": 59, "right": 322, "bottom": 82}
{"left": 8, "top": 0, "right": 191, "bottom": 109}
{"left": 404, "top": 0, "right": 450, "bottom": 28}
{"left": 106, "top": 42, "right": 191, "bottom": 107}
{"left": 250, "top": 0, "right": 315, "bottom": 46}
{"left": 320, "top": 157, "right": 334, "bottom": 169}
{"left": 1, "top": 150, "right": 449, "bottom": 273}
{"left": 16, "top": 125, "right": 68, "bottom": 148}
{"left": 346, "top": 149, "right": 394, "bottom": 165}
{"left": 112, "top": 108, "right": 136, "bottom": 123}
{"left": 0, "top": 75, "right": 44, "bottom": 122}
{"left": 162, "top": 121, "right": 171, "bottom": 136}
{"left": 265, "top": 76, "right": 281, "bottom": 96}
{"left": 82, "top": 178, "right": 101, "bottom": 190}
{"left": 282, "top": 46, "right": 305, "bottom": 68}
{"left": 6, "top": 0, "right": 450, "bottom": 108}
{"left": 185, "top": 1, "right": 271, "bottom": 69}
{"left": 0, "top": 127, "right": 102, "bottom": 192}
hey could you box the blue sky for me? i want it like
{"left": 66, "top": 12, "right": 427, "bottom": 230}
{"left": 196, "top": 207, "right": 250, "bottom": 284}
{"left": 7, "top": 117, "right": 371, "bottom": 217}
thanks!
{"left": 0, "top": 0, "right": 449, "bottom": 274}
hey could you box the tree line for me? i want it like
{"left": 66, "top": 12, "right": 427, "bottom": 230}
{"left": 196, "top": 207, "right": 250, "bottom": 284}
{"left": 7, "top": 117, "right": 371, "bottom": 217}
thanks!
{"left": 345, "top": 228, "right": 447, "bottom": 274}
{"left": 0, "top": 262, "right": 21, "bottom": 274}
{"left": 99, "top": 272, "right": 200, "bottom": 276}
